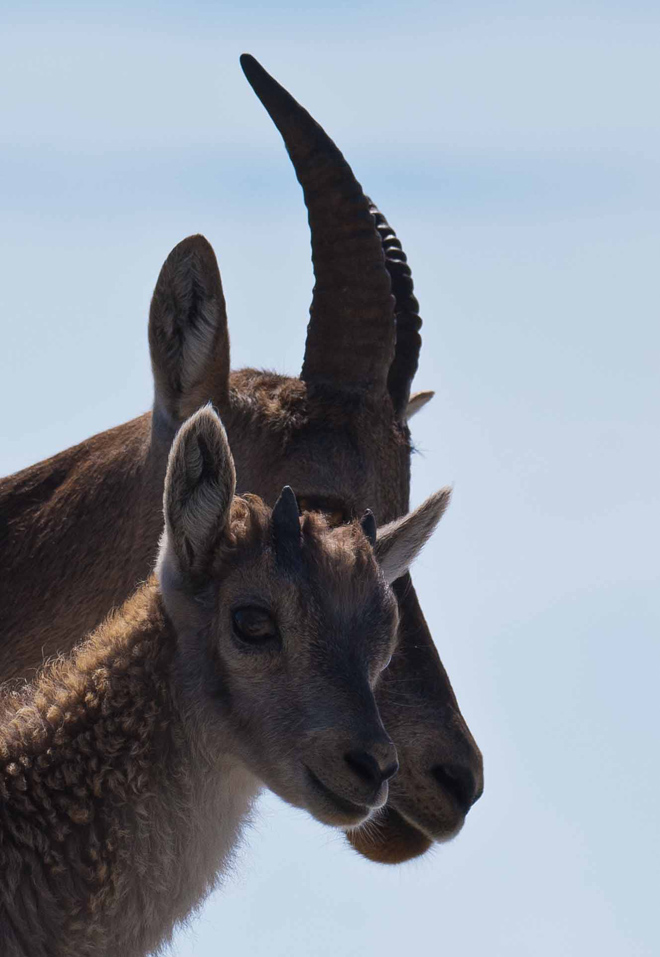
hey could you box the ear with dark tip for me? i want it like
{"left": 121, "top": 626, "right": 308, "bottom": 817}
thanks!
{"left": 375, "top": 488, "right": 452, "bottom": 584}
{"left": 406, "top": 390, "right": 435, "bottom": 421}
{"left": 149, "top": 235, "right": 230, "bottom": 433}
{"left": 163, "top": 405, "right": 236, "bottom": 579}
{"left": 361, "top": 509, "right": 377, "bottom": 547}
{"left": 272, "top": 486, "right": 303, "bottom": 568}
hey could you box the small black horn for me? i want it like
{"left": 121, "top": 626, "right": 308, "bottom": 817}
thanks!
{"left": 361, "top": 509, "right": 377, "bottom": 547}
{"left": 272, "top": 486, "right": 302, "bottom": 567}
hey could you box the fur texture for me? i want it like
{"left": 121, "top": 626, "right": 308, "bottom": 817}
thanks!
{"left": 0, "top": 408, "right": 445, "bottom": 953}
{"left": 0, "top": 581, "right": 258, "bottom": 957}
{"left": 376, "top": 488, "right": 452, "bottom": 584}
{"left": 0, "top": 58, "right": 483, "bottom": 864}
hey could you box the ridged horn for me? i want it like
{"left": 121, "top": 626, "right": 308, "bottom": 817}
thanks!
{"left": 240, "top": 54, "right": 395, "bottom": 393}
{"left": 368, "top": 202, "right": 422, "bottom": 417}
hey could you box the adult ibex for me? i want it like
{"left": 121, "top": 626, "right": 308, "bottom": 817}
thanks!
{"left": 0, "top": 56, "right": 482, "bottom": 864}
{"left": 0, "top": 407, "right": 449, "bottom": 957}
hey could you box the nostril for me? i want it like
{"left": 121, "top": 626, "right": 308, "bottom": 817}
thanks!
{"left": 432, "top": 764, "right": 479, "bottom": 810}
{"left": 345, "top": 750, "right": 381, "bottom": 786}
{"left": 344, "top": 750, "right": 398, "bottom": 788}
{"left": 380, "top": 760, "right": 399, "bottom": 783}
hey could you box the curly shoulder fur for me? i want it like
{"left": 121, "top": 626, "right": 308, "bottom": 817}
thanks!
{"left": 0, "top": 579, "right": 258, "bottom": 957}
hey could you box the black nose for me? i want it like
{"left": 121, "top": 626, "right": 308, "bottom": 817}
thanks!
{"left": 432, "top": 764, "right": 482, "bottom": 811}
{"left": 345, "top": 744, "right": 399, "bottom": 791}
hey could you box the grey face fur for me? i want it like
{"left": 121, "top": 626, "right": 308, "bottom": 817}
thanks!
{"left": 0, "top": 57, "right": 482, "bottom": 865}
{"left": 157, "top": 407, "right": 449, "bottom": 828}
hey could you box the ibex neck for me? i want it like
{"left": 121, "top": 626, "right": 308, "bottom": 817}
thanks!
{"left": 0, "top": 413, "right": 163, "bottom": 680}
{"left": 0, "top": 580, "right": 259, "bottom": 957}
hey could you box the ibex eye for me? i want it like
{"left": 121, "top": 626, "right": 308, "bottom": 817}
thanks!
{"left": 232, "top": 607, "right": 279, "bottom": 647}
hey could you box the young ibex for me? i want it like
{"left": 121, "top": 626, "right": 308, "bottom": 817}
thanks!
{"left": 0, "top": 56, "right": 482, "bottom": 863}
{"left": 0, "top": 407, "right": 448, "bottom": 957}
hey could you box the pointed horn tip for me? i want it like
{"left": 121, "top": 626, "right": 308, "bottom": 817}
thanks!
{"left": 360, "top": 509, "right": 377, "bottom": 547}
{"left": 241, "top": 55, "right": 395, "bottom": 394}
{"left": 239, "top": 53, "right": 287, "bottom": 114}
{"left": 276, "top": 485, "right": 300, "bottom": 515}
{"left": 272, "top": 486, "right": 303, "bottom": 559}
{"left": 240, "top": 53, "right": 267, "bottom": 84}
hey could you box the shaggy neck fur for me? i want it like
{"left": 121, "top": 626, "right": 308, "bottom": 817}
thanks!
{"left": 0, "top": 578, "right": 259, "bottom": 957}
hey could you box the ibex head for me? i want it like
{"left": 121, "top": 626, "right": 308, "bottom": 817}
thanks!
{"left": 157, "top": 407, "right": 449, "bottom": 828}
{"left": 145, "top": 56, "right": 483, "bottom": 861}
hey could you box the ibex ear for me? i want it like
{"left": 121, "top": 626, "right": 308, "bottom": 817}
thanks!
{"left": 375, "top": 488, "right": 451, "bottom": 584}
{"left": 406, "top": 390, "right": 435, "bottom": 421}
{"left": 163, "top": 405, "right": 236, "bottom": 579}
{"left": 149, "top": 235, "right": 230, "bottom": 432}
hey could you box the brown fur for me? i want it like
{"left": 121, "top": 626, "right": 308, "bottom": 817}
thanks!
{"left": 0, "top": 58, "right": 483, "bottom": 864}
{"left": 0, "top": 583, "right": 184, "bottom": 956}
{"left": 0, "top": 298, "right": 480, "bottom": 866}
{"left": 0, "top": 409, "right": 441, "bottom": 955}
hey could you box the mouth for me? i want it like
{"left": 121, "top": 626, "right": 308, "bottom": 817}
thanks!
{"left": 304, "top": 766, "right": 372, "bottom": 827}
{"left": 389, "top": 789, "right": 467, "bottom": 846}
{"left": 383, "top": 768, "right": 470, "bottom": 846}
{"left": 345, "top": 766, "right": 481, "bottom": 863}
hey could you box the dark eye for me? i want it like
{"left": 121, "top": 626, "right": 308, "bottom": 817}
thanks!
{"left": 232, "top": 607, "right": 279, "bottom": 647}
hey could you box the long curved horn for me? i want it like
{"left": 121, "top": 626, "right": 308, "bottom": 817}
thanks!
{"left": 240, "top": 54, "right": 395, "bottom": 393}
{"left": 368, "top": 202, "right": 422, "bottom": 418}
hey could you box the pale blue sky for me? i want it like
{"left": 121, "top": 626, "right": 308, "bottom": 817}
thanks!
{"left": 1, "top": 2, "right": 658, "bottom": 955}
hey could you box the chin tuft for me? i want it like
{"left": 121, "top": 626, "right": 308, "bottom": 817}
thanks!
{"left": 346, "top": 806, "right": 433, "bottom": 864}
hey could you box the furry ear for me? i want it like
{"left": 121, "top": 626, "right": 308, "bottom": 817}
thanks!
{"left": 163, "top": 405, "right": 236, "bottom": 578}
{"left": 375, "top": 488, "right": 451, "bottom": 584}
{"left": 406, "top": 390, "right": 435, "bottom": 421}
{"left": 149, "top": 235, "right": 230, "bottom": 432}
